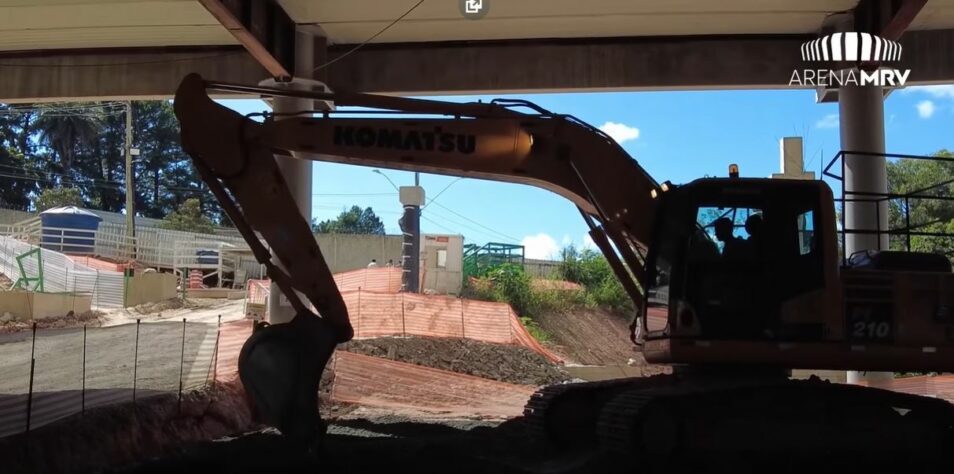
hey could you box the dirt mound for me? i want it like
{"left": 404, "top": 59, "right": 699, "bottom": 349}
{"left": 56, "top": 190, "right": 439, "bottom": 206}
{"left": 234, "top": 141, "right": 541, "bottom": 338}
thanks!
{"left": 534, "top": 308, "right": 640, "bottom": 366}
{"left": 340, "top": 336, "right": 570, "bottom": 386}
{"left": 132, "top": 298, "right": 186, "bottom": 314}
{"left": 0, "top": 310, "right": 106, "bottom": 334}
{"left": 0, "top": 381, "right": 253, "bottom": 474}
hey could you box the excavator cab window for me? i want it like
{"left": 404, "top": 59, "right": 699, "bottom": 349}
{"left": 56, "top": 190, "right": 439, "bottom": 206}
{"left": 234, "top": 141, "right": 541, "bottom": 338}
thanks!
{"left": 654, "top": 180, "right": 827, "bottom": 341}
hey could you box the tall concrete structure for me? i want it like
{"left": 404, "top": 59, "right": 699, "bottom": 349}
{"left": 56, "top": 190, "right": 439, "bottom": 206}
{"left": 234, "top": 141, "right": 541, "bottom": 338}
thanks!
{"left": 839, "top": 84, "right": 894, "bottom": 386}
{"left": 839, "top": 84, "right": 890, "bottom": 254}
{"left": 265, "top": 29, "right": 327, "bottom": 324}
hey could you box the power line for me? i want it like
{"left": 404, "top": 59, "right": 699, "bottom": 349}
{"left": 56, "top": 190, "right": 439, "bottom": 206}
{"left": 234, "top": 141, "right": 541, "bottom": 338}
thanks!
{"left": 420, "top": 214, "right": 459, "bottom": 235}
{"left": 423, "top": 207, "right": 519, "bottom": 244}
{"left": 312, "top": 0, "right": 425, "bottom": 72}
{"left": 426, "top": 200, "right": 520, "bottom": 242}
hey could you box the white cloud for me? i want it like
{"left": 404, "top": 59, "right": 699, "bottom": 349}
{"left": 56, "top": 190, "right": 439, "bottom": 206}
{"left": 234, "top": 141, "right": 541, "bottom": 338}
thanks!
{"left": 906, "top": 84, "right": 954, "bottom": 99}
{"left": 815, "top": 113, "right": 839, "bottom": 129}
{"left": 599, "top": 121, "right": 641, "bottom": 144}
{"left": 917, "top": 100, "right": 936, "bottom": 119}
{"left": 521, "top": 233, "right": 560, "bottom": 260}
{"left": 582, "top": 233, "right": 597, "bottom": 250}
{"left": 560, "top": 234, "right": 573, "bottom": 247}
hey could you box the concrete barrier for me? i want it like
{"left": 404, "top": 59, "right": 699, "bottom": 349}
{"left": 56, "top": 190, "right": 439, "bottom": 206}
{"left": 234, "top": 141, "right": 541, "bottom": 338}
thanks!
{"left": 0, "top": 290, "right": 92, "bottom": 321}
{"left": 124, "top": 272, "right": 177, "bottom": 307}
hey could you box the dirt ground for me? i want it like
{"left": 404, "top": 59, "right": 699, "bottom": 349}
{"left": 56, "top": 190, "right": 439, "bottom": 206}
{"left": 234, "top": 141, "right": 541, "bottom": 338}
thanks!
{"left": 534, "top": 308, "right": 640, "bottom": 366}
{"left": 0, "top": 297, "right": 246, "bottom": 335}
{"left": 102, "top": 297, "right": 247, "bottom": 326}
{"left": 116, "top": 415, "right": 605, "bottom": 474}
{"left": 340, "top": 336, "right": 571, "bottom": 386}
{"left": 111, "top": 409, "right": 946, "bottom": 474}
{"left": 0, "top": 310, "right": 107, "bottom": 334}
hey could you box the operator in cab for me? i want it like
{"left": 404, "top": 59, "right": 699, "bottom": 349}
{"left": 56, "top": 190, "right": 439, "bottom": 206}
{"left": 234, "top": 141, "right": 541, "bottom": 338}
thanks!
{"left": 713, "top": 217, "right": 747, "bottom": 259}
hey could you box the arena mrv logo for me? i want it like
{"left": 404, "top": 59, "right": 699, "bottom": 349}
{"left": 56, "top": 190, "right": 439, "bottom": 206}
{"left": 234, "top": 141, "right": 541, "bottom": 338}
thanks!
{"left": 789, "top": 32, "right": 911, "bottom": 87}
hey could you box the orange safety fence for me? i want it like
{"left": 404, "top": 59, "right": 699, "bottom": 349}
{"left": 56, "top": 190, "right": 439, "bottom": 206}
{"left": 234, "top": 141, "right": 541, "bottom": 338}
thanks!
{"left": 345, "top": 289, "right": 562, "bottom": 363}
{"left": 330, "top": 351, "right": 536, "bottom": 419}
{"left": 864, "top": 374, "right": 954, "bottom": 401}
{"left": 215, "top": 320, "right": 253, "bottom": 382}
{"left": 334, "top": 267, "right": 404, "bottom": 293}
{"left": 242, "top": 271, "right": 563, "bottom": 362}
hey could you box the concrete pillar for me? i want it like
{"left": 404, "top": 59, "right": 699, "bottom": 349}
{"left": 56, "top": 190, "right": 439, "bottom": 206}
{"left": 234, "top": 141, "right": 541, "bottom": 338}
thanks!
{"left": 838, "top": 80, "right": 892, "bottom": 386}
{"left": 266, "top": 30, "right": 327, "bottom": 324}
{"left": 838, "top": 82, "right": 889, "bottom": 255}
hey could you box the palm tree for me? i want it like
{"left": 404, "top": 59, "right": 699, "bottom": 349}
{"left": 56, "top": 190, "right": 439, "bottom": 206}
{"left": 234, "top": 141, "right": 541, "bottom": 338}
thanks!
{"left": 35, "top": 104, "right": 103, "bottom": 179}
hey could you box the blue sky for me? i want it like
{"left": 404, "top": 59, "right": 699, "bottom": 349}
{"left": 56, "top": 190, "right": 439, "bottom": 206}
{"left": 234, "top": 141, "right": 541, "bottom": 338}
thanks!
{"left": 218, "top": 84, "right": 954, "bottom": 259}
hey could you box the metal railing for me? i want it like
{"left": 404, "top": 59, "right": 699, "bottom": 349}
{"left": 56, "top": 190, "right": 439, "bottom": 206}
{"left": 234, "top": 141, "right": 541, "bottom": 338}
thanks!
{"left": 0, "top": 221, "right": 264, "bottom": 282}
{"left": 822, "top": 150, "right": 954, "bottom": 264}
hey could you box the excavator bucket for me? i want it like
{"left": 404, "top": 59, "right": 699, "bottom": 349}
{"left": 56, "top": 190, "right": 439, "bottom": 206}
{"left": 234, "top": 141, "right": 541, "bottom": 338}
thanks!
{"left": 238, "top": 312, "right": 338, "bottom": 447}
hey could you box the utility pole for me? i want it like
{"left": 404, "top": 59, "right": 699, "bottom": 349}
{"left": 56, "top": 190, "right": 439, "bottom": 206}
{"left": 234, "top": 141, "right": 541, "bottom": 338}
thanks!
{"left": 124, "top": 101, "right": 136, "bottom": 258}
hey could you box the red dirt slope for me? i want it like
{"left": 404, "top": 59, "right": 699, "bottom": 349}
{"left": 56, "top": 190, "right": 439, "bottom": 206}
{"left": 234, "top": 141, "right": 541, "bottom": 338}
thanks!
{"left": 534, "top": 308, "right": 639, "bottom": 366}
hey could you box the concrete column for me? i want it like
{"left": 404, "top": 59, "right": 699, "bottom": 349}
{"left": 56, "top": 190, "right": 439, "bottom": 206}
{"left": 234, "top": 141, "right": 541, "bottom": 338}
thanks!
{"left": 838, "top": 82, "right": 889, "bottom": 255}
{"left": 267, "top": 30, "right": 326, "bottom": 324}
{"left": 838, "top": 80, "right": 892, "bottom": 386}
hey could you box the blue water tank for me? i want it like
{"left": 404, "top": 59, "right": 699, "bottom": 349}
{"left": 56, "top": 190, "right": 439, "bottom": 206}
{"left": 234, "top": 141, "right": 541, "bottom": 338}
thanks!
{"left": 39, "top": 206, "right": 102, "bottom": 254}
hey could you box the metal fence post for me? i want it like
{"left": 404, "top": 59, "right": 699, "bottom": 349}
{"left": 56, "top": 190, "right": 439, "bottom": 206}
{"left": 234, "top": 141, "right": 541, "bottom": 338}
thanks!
{"left": 133, "top": 319, "right": 140, "bottom": 403}
{"left": 460, "top": 299, "right": 466, "bottom": 338}
{"left": 401, "top": 292, "right": 406, "bottom": 337}
{"left": 81, "top": 324, "right": 87, "bottom": 415}
{"left": 26, "top": 322, "right": 37, "bottom": 434}
{"left": 178, "top": 318, "right": 187, "bottom": 412}
{"left": 213, "top": 315, "right": 221, "bottom": 384}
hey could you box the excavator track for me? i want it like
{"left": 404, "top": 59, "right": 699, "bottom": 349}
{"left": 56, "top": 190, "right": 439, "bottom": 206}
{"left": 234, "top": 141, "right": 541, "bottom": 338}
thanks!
{"left": 592, "top": 376, "right": 954, "bottom": 472}
{"left": 523, "top": 375, "right": 675, "bottom": 448}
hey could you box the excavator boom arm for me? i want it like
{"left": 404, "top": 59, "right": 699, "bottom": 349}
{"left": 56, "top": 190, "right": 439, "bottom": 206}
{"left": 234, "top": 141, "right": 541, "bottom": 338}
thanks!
{"left": 174, "top": 75, "right": 659, "bottom": 338}
{"left": 172, "top": 73, "right": 662, "bottom": 442}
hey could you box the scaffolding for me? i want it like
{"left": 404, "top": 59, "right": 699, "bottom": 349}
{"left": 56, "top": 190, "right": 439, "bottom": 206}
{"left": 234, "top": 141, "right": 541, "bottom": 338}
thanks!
{"left": 463, "top": 242, "right": 525, "bottom": 280}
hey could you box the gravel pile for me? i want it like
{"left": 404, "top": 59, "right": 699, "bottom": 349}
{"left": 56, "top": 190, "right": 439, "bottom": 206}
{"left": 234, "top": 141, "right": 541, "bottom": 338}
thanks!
{"left": 340, "top": 336, "right": 570, "bottom": 386}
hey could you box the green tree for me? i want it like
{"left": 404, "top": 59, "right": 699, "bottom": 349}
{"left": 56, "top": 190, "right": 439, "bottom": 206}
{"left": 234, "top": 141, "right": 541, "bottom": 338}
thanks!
{"left": 0, "top": 106, "right": 41, "bottom": 210}
{"left": 35, "top": 187, "right": 85, "bottom": 212}
{"left": 159, "top": 198, "right": 215, "bottom": 234}
{"left": 34, "top": 105, "right": 103, "bottom": 178}
{"left": 887, "top": 150, "right": 954, "bottom": 259}
{"left": 559, "top": 244, "right": 632, "bottom": 310}
{"left": 314, "top": 206, "right": 386, "bottom": 234}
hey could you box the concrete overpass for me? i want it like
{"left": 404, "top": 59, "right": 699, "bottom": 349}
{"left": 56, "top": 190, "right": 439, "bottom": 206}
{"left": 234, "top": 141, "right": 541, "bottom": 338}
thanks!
{"left": 2, "top": 1, "right": 954, "bottom": 101}
{"left": 1, "top": 1, "right": 950, "bottom": 378}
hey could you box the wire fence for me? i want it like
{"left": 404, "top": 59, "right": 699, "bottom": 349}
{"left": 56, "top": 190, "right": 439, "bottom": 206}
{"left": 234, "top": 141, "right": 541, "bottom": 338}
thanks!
{"left": 0, "top": 316, "right": 242, "bottom": 439}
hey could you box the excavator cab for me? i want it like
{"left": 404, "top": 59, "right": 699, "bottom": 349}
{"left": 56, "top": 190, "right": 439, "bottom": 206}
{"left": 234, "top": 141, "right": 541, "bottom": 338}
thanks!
{"left": 642, "top": 178, "right": 840, "bottom": 361}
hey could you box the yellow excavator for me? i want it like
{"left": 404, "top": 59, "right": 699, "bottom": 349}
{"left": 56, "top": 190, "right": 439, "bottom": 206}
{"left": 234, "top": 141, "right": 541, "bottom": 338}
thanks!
{"left": 173, "top": 74, "right": 954, "bottom": 466}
